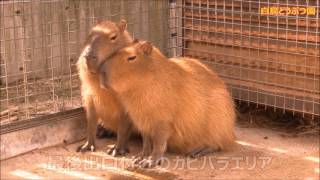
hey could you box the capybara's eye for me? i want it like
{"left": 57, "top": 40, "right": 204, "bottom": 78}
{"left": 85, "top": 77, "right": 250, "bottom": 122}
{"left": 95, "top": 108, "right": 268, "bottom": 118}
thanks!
{"left": 127, "top": 56, "right": 136, "bottom": 61}
{"left": 110, "top": 35, "right": 117, "bottom": 40}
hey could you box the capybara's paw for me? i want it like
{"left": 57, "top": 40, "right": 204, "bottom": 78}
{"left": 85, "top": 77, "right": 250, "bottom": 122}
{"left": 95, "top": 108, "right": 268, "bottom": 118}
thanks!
{"left": 107, "top": 145, "right": 129, "bottom": 156}
{"left": 132, "top": 150, "right": 149, "bottom": 165}
{"left": 138, "top": 157, "right": 161, "bottom": 168}
{"left": 96, "top": 125, "right": 115, "bottom": 139}
{"left": 132, "top": 155, "right": 144, "bottom": 165}
{"left": 76, "top": 141, "right": 95, "bottom": 152}
{"left": 135, "top": 156, "right": 162, "bottom": 168}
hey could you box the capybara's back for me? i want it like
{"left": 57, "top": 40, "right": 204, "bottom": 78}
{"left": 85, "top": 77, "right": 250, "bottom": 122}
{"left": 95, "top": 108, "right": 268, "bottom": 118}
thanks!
{"left": 166, "top": 57, "right": 236, "bottom": 153}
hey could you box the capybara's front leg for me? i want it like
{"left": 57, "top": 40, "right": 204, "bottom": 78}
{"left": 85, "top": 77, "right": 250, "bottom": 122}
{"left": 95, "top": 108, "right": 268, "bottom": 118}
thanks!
{"left": 77, "top": 96, "right": 97, "bottom": 152}
{"left": 133, "top": 134, "right": 152, "bottom": 164}
{"left": 138, "top": 126, "right": 170, "bottom": 168}
{"left": 107, "top": 114, "right": 132, "bottom": 156}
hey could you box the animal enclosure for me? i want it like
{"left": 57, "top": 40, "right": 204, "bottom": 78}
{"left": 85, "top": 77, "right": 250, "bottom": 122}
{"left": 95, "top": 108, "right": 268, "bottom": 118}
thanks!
{"left": 0, "top": 0, "right": 170, "bottom": 129}
{"left": 178, "top": 0, "right": 319, "bottom": 119}
{"left": 0, "top": 0, "right": 319, "bottom": 129}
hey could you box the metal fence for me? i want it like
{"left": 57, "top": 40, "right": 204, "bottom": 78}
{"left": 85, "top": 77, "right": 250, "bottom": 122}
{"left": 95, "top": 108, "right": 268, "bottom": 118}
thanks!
{"left": 0, "top": 0, "right": 169, "bottom": 126}
{"left": 172, "top": 0, "right": 319, "bottom": 119}
{"left": 0, "top": 0, "right": 319, "bottom": 127}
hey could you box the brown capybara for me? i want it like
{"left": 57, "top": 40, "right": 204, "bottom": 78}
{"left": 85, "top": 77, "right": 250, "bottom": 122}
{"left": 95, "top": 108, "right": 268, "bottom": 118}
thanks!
{"left": 98, "top": 41, "right": 236, "bottom": 168}
{"left": 77, "top": 20, "right": 134, "bottom": 155}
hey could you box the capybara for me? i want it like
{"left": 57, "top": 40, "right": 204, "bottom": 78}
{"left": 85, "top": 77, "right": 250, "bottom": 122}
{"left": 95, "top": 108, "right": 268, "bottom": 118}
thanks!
{"left": 98, "top": 41, "right": 236, "bottom": 167}
{"left": 77, "top": 20, "right": 134, "bottom": 155}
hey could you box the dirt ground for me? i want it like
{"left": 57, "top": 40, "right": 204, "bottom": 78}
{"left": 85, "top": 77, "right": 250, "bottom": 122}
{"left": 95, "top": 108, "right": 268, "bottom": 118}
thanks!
{"left": 1, "top": 123, "right": 319, "bottom": 180}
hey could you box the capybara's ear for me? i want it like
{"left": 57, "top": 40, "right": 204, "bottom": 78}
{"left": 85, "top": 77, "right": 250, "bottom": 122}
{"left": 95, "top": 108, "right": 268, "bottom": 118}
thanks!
{"left": 140, "top": 41, "right": 153, "bottom": 55}
{"left": 118, "top": 19, "right": 127, "bottom": 33}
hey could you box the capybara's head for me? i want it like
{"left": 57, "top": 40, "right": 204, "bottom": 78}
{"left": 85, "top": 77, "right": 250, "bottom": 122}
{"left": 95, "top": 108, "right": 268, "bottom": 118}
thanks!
{"left": 99, "top": 40, "right": 154, "bottom": 91}
{"left": 81, "top": 20, "right": 132, "bottom": 73}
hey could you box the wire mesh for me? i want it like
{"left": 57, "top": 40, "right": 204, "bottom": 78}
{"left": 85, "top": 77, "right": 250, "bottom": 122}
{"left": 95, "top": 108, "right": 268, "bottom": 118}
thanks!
{"left": 0, "top": 0, "right": 169, "bottom": 125}
{"left": 172, "top": 0, "right": 319, "bottom": 119}
{"left": 0, "top": 0, "right": 319, "bottom": 127}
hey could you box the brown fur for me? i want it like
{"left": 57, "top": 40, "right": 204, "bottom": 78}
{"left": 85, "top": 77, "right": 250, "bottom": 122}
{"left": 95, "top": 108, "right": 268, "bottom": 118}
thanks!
{"left": 99, "top": 41, "right": 236, "bottom": 163}
{"left": 77, "top": 20, "right": 133, "bottom": 154}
